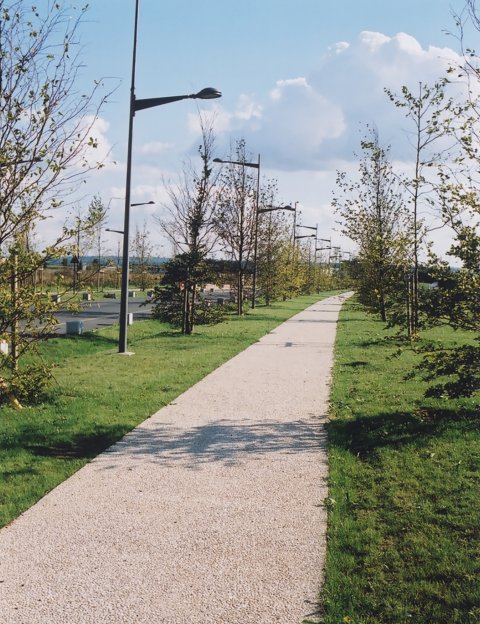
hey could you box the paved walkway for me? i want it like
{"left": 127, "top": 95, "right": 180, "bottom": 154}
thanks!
{"left": 0, "top": 293, "right": 352, "bottom": 624}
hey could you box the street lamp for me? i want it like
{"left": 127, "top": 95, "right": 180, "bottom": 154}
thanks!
{"left": 295, "top": 224, "right": 317, "bottom": 232}
{"left": 213, "top": 155, "right": 260, "bottom": 309}
{"left": 259, "top": 204, "right": 295, "bottom": 214}
{"left": 294, "top": 223, "right": 317, "bottom": 241}
{"left": 131, "top": 200, "right": 155, "bottom": 207}
{"left": 315, "top": 238, "right": 331, "bottom": 263}
{"left": 119, "top": 0, "right": 221, "bottom": 354}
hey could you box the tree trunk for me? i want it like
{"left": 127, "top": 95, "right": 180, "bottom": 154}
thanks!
{"left": 237, "top": 264, "right": 243, "bottom": 315}
{"left": 189, "top": 283, "right": 197, "bottom": 334}
{"left": 181, "top": 286, "right": 188, "bottom": 334}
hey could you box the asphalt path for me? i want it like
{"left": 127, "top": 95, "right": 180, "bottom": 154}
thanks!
{"left": 54, "top": 297, "right": 153, "bottom": 334}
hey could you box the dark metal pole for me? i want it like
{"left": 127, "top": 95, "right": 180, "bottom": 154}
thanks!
{"left": 119, "top": 0, "right": 140, "bottom": 354}
{"left": 251, "top": 154, "right": 261, "bottom": 309}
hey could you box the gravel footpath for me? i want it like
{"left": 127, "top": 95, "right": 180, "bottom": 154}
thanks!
{"left": 0, "top": 292, "right": 352, "bottom": 624}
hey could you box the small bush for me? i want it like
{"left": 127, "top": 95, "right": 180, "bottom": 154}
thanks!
{"left": 4, "top": 365, "right": 53, "bottom": 406}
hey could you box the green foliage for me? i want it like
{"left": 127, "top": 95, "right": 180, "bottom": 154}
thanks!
{"left": 159, "top": 119, "right": 221, "bottom": 330}
{"left": 0, "top": 1, "right": 109, "bottom": 403}
{"left": 214, "top": 139, "right": 258, "bottom": 314}
{"left": 151, "top": 254, "right": 228, "bottom": 329}
{"left": 333, "top": 128, "right": 410, "bottom": 322}
{"left": 419, "top": 343, "right": 479, "bottom": 398}
{"left": 150, "top": 257, "right": 186, "bottom": 326}
{"left": 0, "top": 243, "right": 60, "bottom": 403}
{"left": 4, "top": 364, "right": 53, "bottom": 406}
{"left": 193, "top": 300, "right": 230, "bottom": 325}
{"left": 256, "top": 193, "right": 299, "bottom": 304}
{"left": 417, "top": 223, "right": 480, "bottom": 398}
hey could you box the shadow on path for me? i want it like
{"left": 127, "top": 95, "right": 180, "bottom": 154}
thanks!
{"left": 101, "top": 418, "right": 327, "bottom": 469}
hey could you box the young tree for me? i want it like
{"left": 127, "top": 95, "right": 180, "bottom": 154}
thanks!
{"left": 411, "top": 2, "right": 479, "bottom": 396}
{"left": 214, "top": 139, "right": 257, "bottom": 315}
{"left": 254, "top": 178, "right": 292, "bottom": 305}
{"left": 419, "top": 209, "right": 479, "bottom": 397}
{"left": 385, "top": 81, "right": 454, "bottom": 335}
{"left": 0, "top": 1, "right": 109, "bottom": 407}
{"left": 257, "top": 215, "right": 294, "bottom": 305}
{"left": 333, "top": 129, "right": 410, "bottom": 322}
{"left": 130, "top": 220, "right": 154, "bottom": 291}
{"left": 155, "top": 116, "right": 220, "bottom": 334}
{"left": 68, "top": 197, "right": 108, "bottom": 291}
{"left": 89, "top": 196, "right": 109, "bottom": 291}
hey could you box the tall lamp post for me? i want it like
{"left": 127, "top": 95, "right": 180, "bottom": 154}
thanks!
{"left": 316, "top": 237, "right": 331, "bottom": 265}
{"left": 119, "top": 0, "right": 221, "bottom": 354}
{"left": 213, "top": 155, "right": 260, "bottom": 309}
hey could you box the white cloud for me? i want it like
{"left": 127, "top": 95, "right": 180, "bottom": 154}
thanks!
{"left": 40, "top": 30, "right": 469, "bottom": 259}
{"left": 138, "top": 142, "right": 174, "bottom": 156}
{"left": 81, "top": 115, "right": 116, "bottom": 169}
{"left": 211, "top": 31, "right": 464, "bottom": 170}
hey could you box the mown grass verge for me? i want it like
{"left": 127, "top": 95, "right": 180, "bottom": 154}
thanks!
{"left": 0, "top": 291, "right": 340, "bottom": 529}
{"left": 321, "top": 298, "right": 479, "bottom": 624}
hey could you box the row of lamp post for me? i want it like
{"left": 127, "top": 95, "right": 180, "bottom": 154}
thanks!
{"left": 213, "top": 154, "right": 299, "bottom": 309}
{"left": 212, "top": 155, "right": 260, "bottom": 309}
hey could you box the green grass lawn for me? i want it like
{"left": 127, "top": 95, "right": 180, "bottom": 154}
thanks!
{"left": 321, "top": 298, "right": 480, "bottom": 624}
{"left": 0, "top": 292, "right": 340, "bottom": 529}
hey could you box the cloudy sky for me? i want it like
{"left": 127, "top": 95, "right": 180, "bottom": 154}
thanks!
{"left": 67, "top": 0, "right": 475, "bottom": 257}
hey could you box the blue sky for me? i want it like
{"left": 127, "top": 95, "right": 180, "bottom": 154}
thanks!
{"left": 66, "top": 0, "right": 472, "bottom": 256}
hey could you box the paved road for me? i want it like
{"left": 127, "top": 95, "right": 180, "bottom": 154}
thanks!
{"left": 54, "top": 297, "right": 152, "bottom": 334}
{"left": 0, "top": 292, "right": 352, "bottom": 623}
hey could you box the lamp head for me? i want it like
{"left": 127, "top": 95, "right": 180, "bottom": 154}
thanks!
{"left": 193, "top": 88, "right": 222, "bottom": 100}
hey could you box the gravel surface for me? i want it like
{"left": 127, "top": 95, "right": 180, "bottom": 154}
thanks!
{"left": 0, "top": 293, "right": 352, "bottom": 624}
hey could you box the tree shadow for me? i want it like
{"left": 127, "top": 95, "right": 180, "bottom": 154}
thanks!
{"left": 47, "top": 332, "right": 118, "bottom": 347}
{"left": 327, "top": 407, "right": 479, "bottom": 459}
{"left": 100, "top": 417, "right": 327, "bottom": 469}
{"left": 344, "top": 360, "right": 369, "bottom": 367}
{"left": 6, "top": 415, "right": 327, "bottom": 471}
{"left": 10, "top": 424, "right": 131, "bottom": 460}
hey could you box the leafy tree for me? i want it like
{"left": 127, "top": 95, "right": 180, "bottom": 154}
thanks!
{"left": 419, "top": 222, "right": 479, "bottom": 398}
{"left": 275, "top": 243, "right": 300, "bottom": 299}
{"left": 130, "top": 220, "right": 154, "bottom": 291}
{"left": 257, "top": 218, "right": 293, "bottom": 304}
{"left": 151, "top": 255, "right": 226, "bottom": 328}
{"left": 0, "top": 1, "right": 109, "bottom": 245}
{"left": 214, "top": 139, "right": 257, "bottom": 315}
{"left": 333, "top": 128, "right": 410, "bottom": 322}
{"left": 89, "top": 196, "right": 109, "bottom": 292}
{"left": 69, "top": 196, "right": 108, "bottom": 291}
{"left": 0, "top": 1, "right": 109, "bottom": 407}
{"left": 155, "top": 116, "right": 220, "bottom": 334}
{"left": 411, "top": 3, "right": 479, "bottom": 397}
{"left": 417, "top": 129, "right": 480, "bottom": 398}
{"left": 385, "top": 81, "right": 454, "bottom": 335}
{"left": 254, "top": 179, "right": 296, "bottom": 305}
